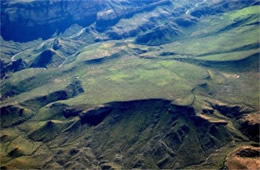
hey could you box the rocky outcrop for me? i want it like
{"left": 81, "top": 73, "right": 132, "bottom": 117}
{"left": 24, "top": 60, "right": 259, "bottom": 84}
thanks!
{"left": 30, "top": 49, "right": 64, "bottom": 68}
{"left": 212, "top": 104, "right": 254, "bottom": 119}
{"left": 0, "top": 0, "right": 164, "bottom": 42}
{"left": 1, "top": 0, "right": 100, "bottom": 42}
{"left": 225, "top": 146, "right": 260, "bottom": 170}
{"left": 238, "top": 113, "right": 260, "bottom": 142}
{"left": 53, "top": 38, "right": 62, "bottom": 50}
{"left": 236, "top": 148, "right": 259, "bottom": 157}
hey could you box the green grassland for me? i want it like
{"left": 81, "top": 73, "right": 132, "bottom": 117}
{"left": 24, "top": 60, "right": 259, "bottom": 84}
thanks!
{"left": 2, "top": 6, "right": 258, "bottom": 108}
{"left": 0, "top": 5, "right": 259, "bottom": 169}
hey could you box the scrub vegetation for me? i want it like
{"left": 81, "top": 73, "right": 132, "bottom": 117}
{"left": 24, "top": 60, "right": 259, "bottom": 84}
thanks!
{"left": 0, "top": 0, "right": 259, "bottom": 169}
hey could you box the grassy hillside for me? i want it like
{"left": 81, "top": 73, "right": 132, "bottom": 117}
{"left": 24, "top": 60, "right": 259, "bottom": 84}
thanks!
{"left": 0, "top": 2, "right": 259, "bottom": 169}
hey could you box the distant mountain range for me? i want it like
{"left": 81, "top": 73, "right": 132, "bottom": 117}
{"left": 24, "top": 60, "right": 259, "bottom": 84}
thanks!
{"left": 1, "top": 0, "right": 257, "bottom": 42}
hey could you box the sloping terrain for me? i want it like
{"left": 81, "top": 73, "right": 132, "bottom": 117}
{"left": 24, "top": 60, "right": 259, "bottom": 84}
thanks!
{"left": 0, "top": 0, "right": 259, "bottom": 169}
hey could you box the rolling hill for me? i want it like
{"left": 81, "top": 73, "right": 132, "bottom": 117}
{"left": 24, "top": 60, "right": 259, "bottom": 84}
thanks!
{"left": 0, "top": 0, "right": 259, "bottom": 169}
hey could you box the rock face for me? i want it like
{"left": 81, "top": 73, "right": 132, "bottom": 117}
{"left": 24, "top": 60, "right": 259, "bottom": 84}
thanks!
{"left": 237, "top": 148, "right": 260, "bottom": 158}
{"left": 53, "top": 38, "right": 62, "bottom": 50}
{"left": 239, "top": 113, "right": 260, "bottom": 142}
{"left": 0, "top": 0, "right": 161, "bottom": 42}
{"left": 225, "top": 146, "right": 260, "bottom": 170}
{"left": 1, "top": 0, "right": 100, "bottom": 42}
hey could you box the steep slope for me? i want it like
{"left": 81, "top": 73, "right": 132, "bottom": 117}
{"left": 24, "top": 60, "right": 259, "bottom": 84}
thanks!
{"left": 30, "top": 49, "right": 64, "bottom": 68}
{"left": 0, "top": 0, "right": 164, "bottom": 42}
{"left": 0, "top": 99, "right": 250, "bottom": 169}
{"left": 135, "top": 23, "right": 182, "bottom": 46}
